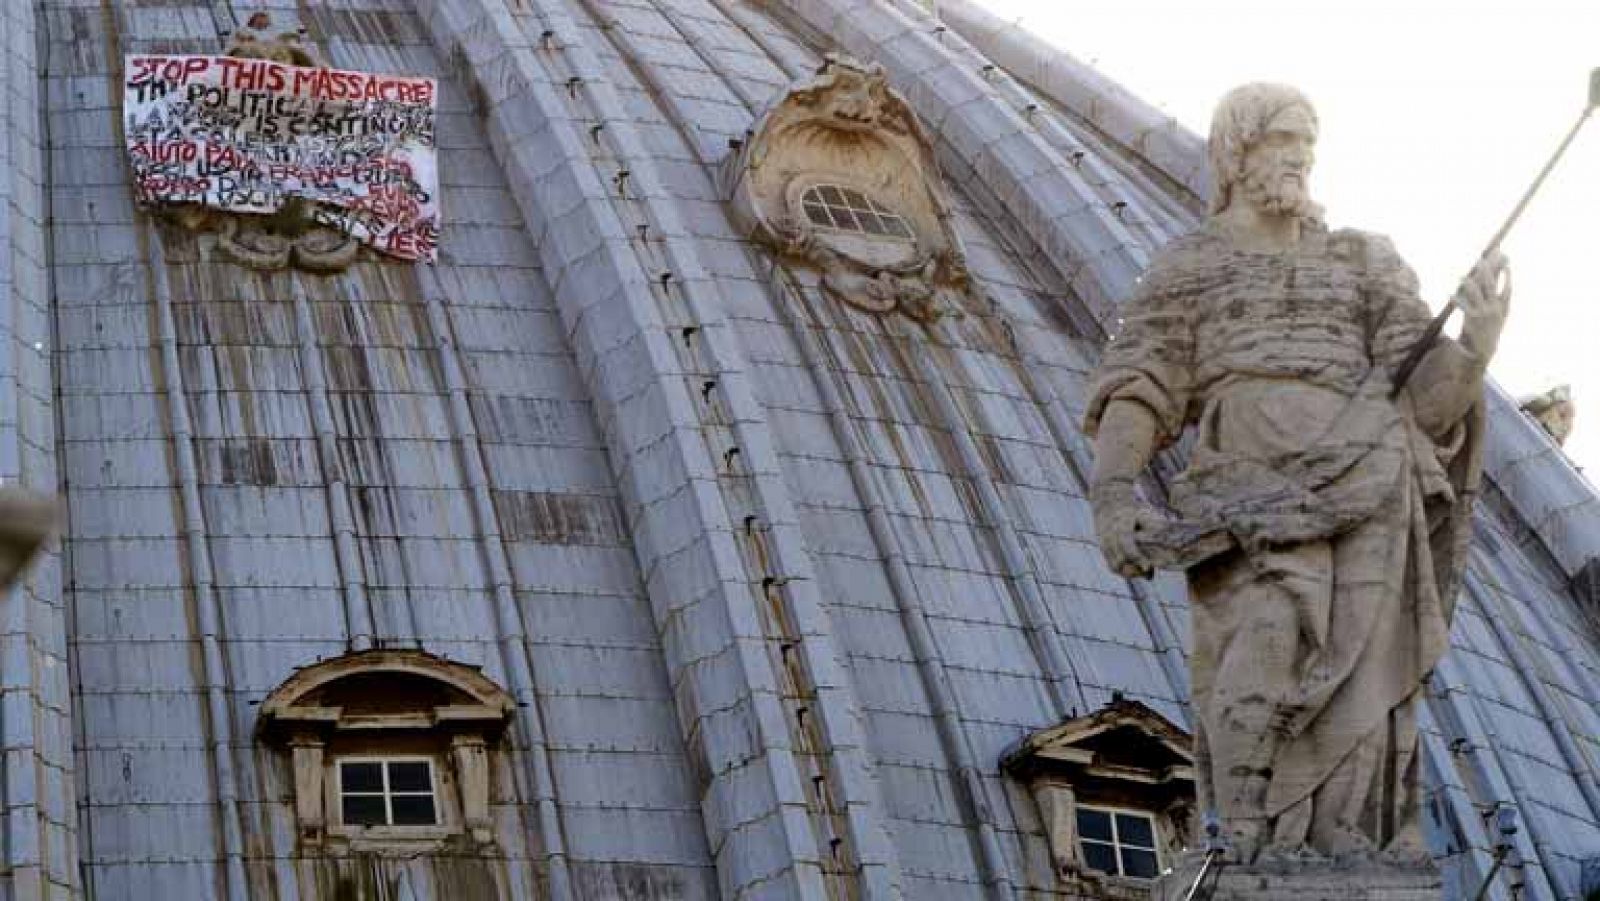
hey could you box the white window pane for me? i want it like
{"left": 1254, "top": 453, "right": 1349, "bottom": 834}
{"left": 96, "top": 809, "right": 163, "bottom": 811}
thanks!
{"left": 1121, "top": 847, "right": 1159, "bottom": 879}
{"left": 1081, "top": 840, "right": 1117, "bottom": 873}
{"left": 1077, "top": 807, "right": 1113, "bottom": 841}
{"left": 391, "top": 794, "right": 437, "bottom": 826}
{"left": 338, "top": 758, "right": 439, "bottom": 829}
{"left": 342, "top": 794, "right": 387, "bottom": 826}
{"left": 798, "top": 184, "right": 910, "bottom": 237}
{"left": 340, "top": 762, "right": 382, "bottom": 793}
{"left": 388, "top": 761, "right": 431, "bottom": 793}
{"left": 1116, "top": 812, "right": 1154, "bottom": 848}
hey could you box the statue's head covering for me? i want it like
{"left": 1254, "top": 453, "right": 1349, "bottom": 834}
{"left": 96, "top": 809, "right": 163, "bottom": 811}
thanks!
{"left": 1207, "top": 83, "right": 1319, "bottom": 216}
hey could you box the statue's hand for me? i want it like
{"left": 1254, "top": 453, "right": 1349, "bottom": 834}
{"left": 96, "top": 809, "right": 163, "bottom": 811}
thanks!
{"left": 1091, "top": 480, "right": 1162, "bottom": 580}
{"left": 1456, "top": 250, "right": 1511, "bottom": 356}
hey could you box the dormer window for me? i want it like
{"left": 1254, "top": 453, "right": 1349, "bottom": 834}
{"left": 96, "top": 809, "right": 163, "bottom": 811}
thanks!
{"left": 1077, "top": 805, "right": 1161, "bottom": 880}
{"left": 1001, "top": 698, "right": 1195, "bottom": 895}
{"left": 338, "top": 758, "right": 439, "bottom": 827}
{"left": 256, "top": 649, "right": 514, "bottom": 853}
{"left": 800, "top": 184, "right": 913, "bottom": 239}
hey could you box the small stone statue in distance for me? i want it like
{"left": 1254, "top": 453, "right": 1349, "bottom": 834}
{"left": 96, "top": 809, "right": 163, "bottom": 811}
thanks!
{"left": 1084, "top": 83, "right": 1510, "bottom": 865}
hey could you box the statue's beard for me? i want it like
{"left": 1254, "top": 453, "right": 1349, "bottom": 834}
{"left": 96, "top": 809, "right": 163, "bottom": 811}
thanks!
{"left": 1239, "top": 164, "right": 1314, "bottom": 217}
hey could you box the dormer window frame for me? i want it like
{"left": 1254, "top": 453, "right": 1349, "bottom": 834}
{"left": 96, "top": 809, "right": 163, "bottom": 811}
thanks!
{"left": 1075, "top": 803, "right": 1163, "bottom": 881}
{"left": 335, "top": 756, "right": 444, "bottom": 831}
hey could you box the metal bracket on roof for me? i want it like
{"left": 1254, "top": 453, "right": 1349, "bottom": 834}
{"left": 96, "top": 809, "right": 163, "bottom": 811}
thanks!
{"left": 1470, "top": 806, "right": 1525, "bottom": 901}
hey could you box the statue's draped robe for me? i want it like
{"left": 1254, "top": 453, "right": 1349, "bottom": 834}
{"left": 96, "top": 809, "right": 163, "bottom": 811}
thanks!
{"left": 1085, "top": 222, "right": 1484, "bottom": 855}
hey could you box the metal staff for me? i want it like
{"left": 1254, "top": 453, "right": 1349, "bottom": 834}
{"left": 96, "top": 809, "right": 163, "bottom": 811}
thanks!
{"left": 1180, "top": 813, "right": 1227, "bottom": 901}
{"left": 1390, "top": 68, "right": 1600, "bottom": 397}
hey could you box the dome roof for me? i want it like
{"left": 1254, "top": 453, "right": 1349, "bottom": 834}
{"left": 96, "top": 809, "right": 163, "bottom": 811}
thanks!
{"left": 5, "top": 1, "right": 1594, "bottom": 899}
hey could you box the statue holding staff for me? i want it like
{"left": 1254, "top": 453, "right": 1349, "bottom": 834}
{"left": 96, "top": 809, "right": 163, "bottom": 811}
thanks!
{"left": 1084, "top": 83, "right": 1510, "bottom": 863}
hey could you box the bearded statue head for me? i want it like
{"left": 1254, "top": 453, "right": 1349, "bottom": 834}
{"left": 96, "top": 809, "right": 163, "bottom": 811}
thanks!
{"left": 1207, "top": 82, "right": 1324, "bottom": 221}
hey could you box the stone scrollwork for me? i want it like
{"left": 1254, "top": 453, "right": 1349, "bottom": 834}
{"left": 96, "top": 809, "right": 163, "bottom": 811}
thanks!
{"left": 224, "top": 10, "right": 319, "bottom": 67}
{"left": 727, "top": 55, "right": 970, "bottom": 321}
{"left": 164, "top": 199, "right": 365, "bottom": 275}
{"left": 156, "top": 12, "right": 365, "bottom": 274}
{"left": 214, "top": 200, "right": 362, "bottom": 273}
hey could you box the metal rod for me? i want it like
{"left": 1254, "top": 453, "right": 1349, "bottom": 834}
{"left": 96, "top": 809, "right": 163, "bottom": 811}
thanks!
{"left": 1181, "top": 849, "right": 1222, "bottom": 901}
{"left": 1390, "top": 97, "right": 1596, "bottom": 397}
{"left": 1471, "top": 806, "right": 1522, "bottom": 901}
{"left": 1470, "top": 849, "right": 1508, "bottom": 901}
{"left": 1181, "top": 814, "right": 1228, "bottom": 901}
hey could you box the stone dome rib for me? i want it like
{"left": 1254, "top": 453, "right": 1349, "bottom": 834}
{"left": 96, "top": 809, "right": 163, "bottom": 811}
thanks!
{"left": 935, "top": 0, "right": 1209, "bottom": 203}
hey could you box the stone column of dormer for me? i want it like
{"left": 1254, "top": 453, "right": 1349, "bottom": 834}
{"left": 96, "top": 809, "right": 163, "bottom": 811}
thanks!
{"left": 290, "top": 733, "right": 328, "bottom": 846}
{"left": 1030, "top": 781, "right": 1083, "bottom": 876}
{"left": 450, "top": 734, "right": 494, "bottom": 846}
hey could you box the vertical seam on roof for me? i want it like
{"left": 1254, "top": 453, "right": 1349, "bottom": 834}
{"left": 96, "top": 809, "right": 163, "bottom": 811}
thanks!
{"left": 772, "top": 265, "right": 1010, "bottom": 900}
{"left": 416, "top": 263, "right": 569, "bottom": 881}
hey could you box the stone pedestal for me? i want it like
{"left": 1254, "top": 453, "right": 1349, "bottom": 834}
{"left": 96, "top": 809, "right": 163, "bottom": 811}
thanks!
{"left": 1155, "top": 852, "right": 1441, "bottom": 900}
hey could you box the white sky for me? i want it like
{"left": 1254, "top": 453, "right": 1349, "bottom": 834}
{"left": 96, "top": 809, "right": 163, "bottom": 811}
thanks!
{"left": 972, "top": 0, "right": 1600, "bottom": 472}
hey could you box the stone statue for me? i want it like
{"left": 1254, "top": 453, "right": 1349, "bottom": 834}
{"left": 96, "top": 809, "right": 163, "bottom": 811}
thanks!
{"left": 1084, "top": 83, "right": 1509, "bottom": 866}
{"left": 1520, "top": 384, "right": 1574, "bottom": 445}
{"left": 0, "top": 492, "right": 58, "bottom": 593}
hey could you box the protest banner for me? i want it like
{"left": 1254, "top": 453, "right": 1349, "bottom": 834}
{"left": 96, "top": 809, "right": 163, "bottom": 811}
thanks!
{"left": 124, "top": 54, "right": 439, "bottom": 262}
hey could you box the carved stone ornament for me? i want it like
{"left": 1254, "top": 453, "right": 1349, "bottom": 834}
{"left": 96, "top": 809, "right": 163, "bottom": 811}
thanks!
{"left": 0, "top": 492, "right": 58, "bottom": 598}
{"left": 224, "top": 11, "right": 319, "bottom": 67}
{"left": 1001, "top": 698, "right": 1196, "bottom": 891}
{"left": 257, "top": 649, "right": 514, "bottom": 852}
{"left": 726, "top": 54, "right": 969, "bottom": 321}
{"left": 155, "top": 12, "right": 364, "bottom": 274}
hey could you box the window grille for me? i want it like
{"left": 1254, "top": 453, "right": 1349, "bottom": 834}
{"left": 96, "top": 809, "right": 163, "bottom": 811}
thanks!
{"left": 1076, "top": 805, "right": 1160, "bottom": 879}
{"left": 338, "top": 758, "right": 439, "bottom": 827}
{"left": 800, "top": 184, "right": 914, "bottom": 238}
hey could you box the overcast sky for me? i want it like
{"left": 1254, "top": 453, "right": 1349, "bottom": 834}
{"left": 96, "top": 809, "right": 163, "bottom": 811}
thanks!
{"left": 971, "top": 0, "right": 1600, "bottom": 472}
